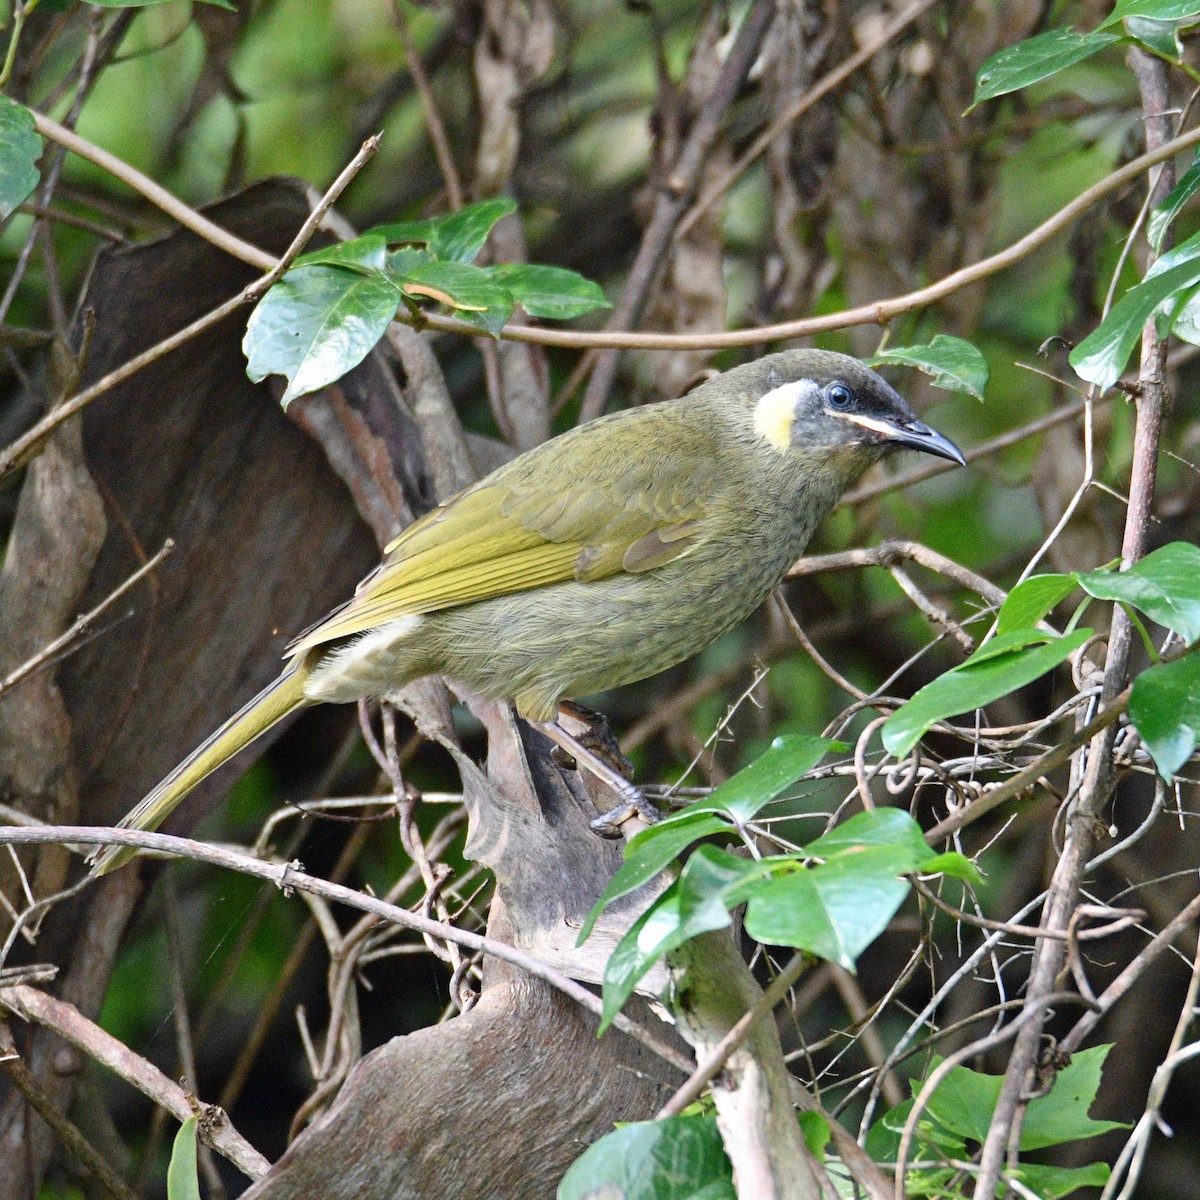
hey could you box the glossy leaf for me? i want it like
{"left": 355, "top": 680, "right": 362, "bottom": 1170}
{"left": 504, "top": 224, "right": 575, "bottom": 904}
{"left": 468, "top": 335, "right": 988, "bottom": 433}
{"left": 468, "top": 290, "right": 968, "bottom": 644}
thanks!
{"left": 600, "top": 847, "right": 759, "bottom": 1030}
{"left": 292, "top": 233, "right": 388, "bottom": 273}
{"left": 996, "top": 573, "right": 1078, "bottom": 634}
{"left": 386, "top": 246, "right": 433, "bottom": 277}
{"left": 803, "top": 806, "right": 933, "bottom": 860}
{"left": 743, "top": 853, "right": 912, "bottom": 970}
{"left": 971, "top": 28, "right": 1121, "bottom": 108}
{"left": 1013, "top": 1163, "right": 1111, "bottom": 1199}
{"left": 558, "top": 1114, "right": 734, "bottom": 1200}
{"left": 1167, "top": 286, "right": 1200, "bottom": 345}
{"left": 244, "top": 265, "right": 402, "bottom": 406}
{"left": 924, "top": 1046, "right": 1125, "bottom": 1150}
{"left": 374, "top": 197, "right": 517, "bottom": 263}
{"left": 1021, "top": 1047, "right": 1129, "bottom": 1148}
{"left": 0, "top": 97, "right": 43, "bottom": 221}
{"left": 167, "top": 1118, "right": 201, "bottom": 1200}
{"left": 744, "top": 810, "right": 977, "bottom": 969}
{"left": 881, "top": 628, "right": 1092, "bottom": 757}
{"left": 690, "top": 733, "right": 839, "bottom": 824}
{"left": 1076, "top": 541, "right": 1200, "bottom": 643}
{"left": 1099, "top": 0, "right": 1200, "bottom": 28}
{"left": 1129, "top": 652, "right": 1200, "bottom": 780}
{"left": 1149, "top": 156, "right": 1200, "bottom": 250}
{"left": 481, "top": 263, "right": 610, "bottom": 319}
{"left": 871, "top": 334, "right": 989, "bottom": 399}
{"left": 402, "top": 260, "right": 514, "bottom": 336}
{"left": 1070, "top": 250, "right": 1200, "bottom": 390}
{"left": 1127, "top": 15, "right": 1189, "bottom": 59}
{"left": 578, "top": 734, "right": 839, "bottom": 944}
{"left": 600, "top": 812, "right": 976, "bottom": 1021}
{"left": 576, "top": 812, "right": 727, "bottom": 945}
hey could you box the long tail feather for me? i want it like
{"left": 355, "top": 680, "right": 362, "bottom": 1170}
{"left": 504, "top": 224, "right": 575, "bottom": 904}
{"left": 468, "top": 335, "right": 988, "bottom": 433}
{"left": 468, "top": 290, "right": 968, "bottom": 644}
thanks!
{"left": 90, "top": 665, "right": 313, "bottom": 875}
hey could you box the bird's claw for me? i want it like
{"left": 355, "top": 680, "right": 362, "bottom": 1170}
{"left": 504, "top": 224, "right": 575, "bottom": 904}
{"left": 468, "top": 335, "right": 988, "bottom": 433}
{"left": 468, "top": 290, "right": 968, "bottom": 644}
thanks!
{"left": 589, "top": 791, "right": 662, "bottom": 838}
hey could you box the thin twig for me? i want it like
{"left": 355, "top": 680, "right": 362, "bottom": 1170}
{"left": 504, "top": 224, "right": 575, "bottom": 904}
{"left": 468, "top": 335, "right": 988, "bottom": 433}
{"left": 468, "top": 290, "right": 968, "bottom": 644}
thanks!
{"left": 0, "top": 825, "right": 693, "bottom": 1074}
{"left": 972, "top": 50, "right": 1179, "bottom": 1198}
{"left": 31, "top": 110, "right": 276, "bottom": 271}
{"left": 0, "top": 138, "right": 381, "bottom": 483}
{"left": 786, "top": 540, "right": 1007, "bottom": 609}
{"left": 419, "top": 122, "right": 1200, "bottom": 351}
{"left": 393, "top": 3, "right": 463, "bottom": 209}
{"left": 0, "top": 1021, "right": 141, "bottom": 1200}
{"left": 578, "top": 0, "right": 777, "bottom": 419}
{"left": 1061, "top": 887, "right": 1200, "bottom": 1057}
{"left": 924, "top": 688, "right": 1130, "bottom": 843}
{"left": 897, "top": 993, "right": 1097, "bottom": 1200}
{"left": 0, "top": 538, "right": 173, "bottom": 698}
{"left": 0, "top": 989, "right": 268, "bottom": 1179}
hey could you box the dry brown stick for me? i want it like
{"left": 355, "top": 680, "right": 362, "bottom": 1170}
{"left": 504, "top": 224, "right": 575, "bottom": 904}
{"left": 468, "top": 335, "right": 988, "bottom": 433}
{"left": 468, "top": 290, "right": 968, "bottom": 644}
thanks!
{"left": 0, "top": 136, "right": 381, "bottom": 483}
{"left": 578, "top": 0, "right": 777, "bottom": 420}
{"left": 0, "top": 1021, "right": 140, "bottom": 1200}
{"left": 0, "top": 826, "right": 693, "bottom": 1074}
{"left": 678, "top": 0, "right": 939, "bottom": 238}
{"left": 924, "top": 688, "right": 1130, "bottom": 844}
{"left": 772, "top": 592, "right": 869, "bottom": 702}
{"left": 2, "top": 117, "right": 1178, "bottom": 489}
{"left": 972, "top": 49, "right": 1178, "bottom": 1200}
{"left": 31, "top": 111, "right": 276, "bottom": 272}
{"left": 216, "top": 822, "right": 375, "bottom": 1115}
{"left": 16, "top": 203, "right": 127, "bottom": 243}
{"left": 912, "top": 879, "right": 1140, "bottom": 943}
{"left": 16, "top": 106, "right": 1200, "bottom": 366}
{"left": 786, "top": 540, "right": 1007, "bottom": 610}
{"left": 423, "top": 121, "right": 1200, "bottom": 351}
{"left": 0, "top": 988, "right": 268, "bottom": 1179}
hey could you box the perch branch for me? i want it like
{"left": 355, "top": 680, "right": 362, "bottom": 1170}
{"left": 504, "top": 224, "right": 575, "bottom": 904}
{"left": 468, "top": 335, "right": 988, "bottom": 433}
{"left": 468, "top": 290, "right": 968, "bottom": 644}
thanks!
{"left": 0, "top": 988, "right": 268, "bottom": 1179}
{"left": 0, "top": 826, "right": 692, "bottom": 1074}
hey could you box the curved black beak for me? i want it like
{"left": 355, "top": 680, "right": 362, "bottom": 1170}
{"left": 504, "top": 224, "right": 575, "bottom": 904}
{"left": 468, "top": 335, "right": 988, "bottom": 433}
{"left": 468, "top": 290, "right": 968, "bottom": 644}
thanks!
{"left": 882, "top": 418, "right": 966, "bottom": 466}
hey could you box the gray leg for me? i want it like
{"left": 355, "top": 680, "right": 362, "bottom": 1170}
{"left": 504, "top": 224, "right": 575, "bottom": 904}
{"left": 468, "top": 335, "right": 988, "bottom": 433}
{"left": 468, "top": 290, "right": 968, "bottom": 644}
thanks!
{"left": 534, "top": 719, "right": 661, "bottom": 835}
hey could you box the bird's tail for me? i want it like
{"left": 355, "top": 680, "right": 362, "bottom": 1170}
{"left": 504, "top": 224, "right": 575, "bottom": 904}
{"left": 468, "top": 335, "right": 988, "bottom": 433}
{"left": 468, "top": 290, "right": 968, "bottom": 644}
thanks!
{"left": 90, "top": 664, "right": 313, "bottom": 876}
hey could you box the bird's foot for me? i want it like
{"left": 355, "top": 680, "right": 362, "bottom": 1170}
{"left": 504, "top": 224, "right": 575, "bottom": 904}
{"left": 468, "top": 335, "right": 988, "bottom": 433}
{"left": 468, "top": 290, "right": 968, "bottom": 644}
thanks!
{"left": 535, "top": 713, "right": 661, "bottom": 837}
{"left": 589, "top": 790, "right": 662, "bottom": 839}
{"left": 555, "top": 700, "right": 635, "bottom": 780}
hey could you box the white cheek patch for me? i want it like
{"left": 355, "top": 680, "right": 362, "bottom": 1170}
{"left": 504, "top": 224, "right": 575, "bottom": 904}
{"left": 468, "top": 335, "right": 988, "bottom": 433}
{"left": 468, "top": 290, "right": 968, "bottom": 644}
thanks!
{"left": 754, "top": 379, "right": 820, "bottom": 453}
{"left": 830, "top": 411, "right": 899, "bottom": 438}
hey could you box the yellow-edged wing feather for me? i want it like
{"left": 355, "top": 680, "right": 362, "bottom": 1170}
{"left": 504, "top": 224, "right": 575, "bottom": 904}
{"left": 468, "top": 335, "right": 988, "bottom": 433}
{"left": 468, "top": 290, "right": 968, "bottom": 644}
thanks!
{"left": 290, "top": 402, "right": 721, "bottom": 656}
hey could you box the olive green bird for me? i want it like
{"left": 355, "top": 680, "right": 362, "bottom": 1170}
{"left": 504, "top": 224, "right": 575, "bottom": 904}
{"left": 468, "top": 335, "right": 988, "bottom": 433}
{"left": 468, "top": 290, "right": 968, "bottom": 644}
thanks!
{"left": 90, "top": 350, "right": 964, "bottom": 875}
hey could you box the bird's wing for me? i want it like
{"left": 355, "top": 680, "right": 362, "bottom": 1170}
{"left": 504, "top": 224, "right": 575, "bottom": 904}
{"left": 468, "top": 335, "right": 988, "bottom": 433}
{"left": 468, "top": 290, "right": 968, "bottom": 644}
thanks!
{"left": 289, "top": 407, "right": 722, "bottom": 654}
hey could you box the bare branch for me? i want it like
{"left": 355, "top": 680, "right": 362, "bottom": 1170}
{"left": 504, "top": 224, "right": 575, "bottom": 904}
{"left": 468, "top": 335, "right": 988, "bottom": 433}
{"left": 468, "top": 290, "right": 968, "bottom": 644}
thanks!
{"left": 0, "top": 988, "right": 269, "bottom": 1179}
{"left": 0, "top": 825, "right": 693, "bottom": 1074}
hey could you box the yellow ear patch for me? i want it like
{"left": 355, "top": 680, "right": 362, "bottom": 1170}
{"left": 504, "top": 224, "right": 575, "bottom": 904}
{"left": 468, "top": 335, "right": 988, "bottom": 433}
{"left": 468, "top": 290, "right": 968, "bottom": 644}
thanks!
{"left": 754, "top": 381, "right": 811, "bottom": 452}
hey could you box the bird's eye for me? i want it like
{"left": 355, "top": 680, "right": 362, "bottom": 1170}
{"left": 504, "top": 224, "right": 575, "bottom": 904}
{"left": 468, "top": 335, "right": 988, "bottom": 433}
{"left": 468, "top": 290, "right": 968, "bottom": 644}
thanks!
{"left": 827, "top": 383, "right": 853, "bottom": 409}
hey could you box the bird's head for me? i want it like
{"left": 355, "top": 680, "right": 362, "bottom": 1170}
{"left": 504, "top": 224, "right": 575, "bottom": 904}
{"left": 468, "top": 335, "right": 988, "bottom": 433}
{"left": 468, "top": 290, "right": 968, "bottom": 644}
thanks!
{"left": 741, "top": 350, "right": 965, "bottom": 487}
